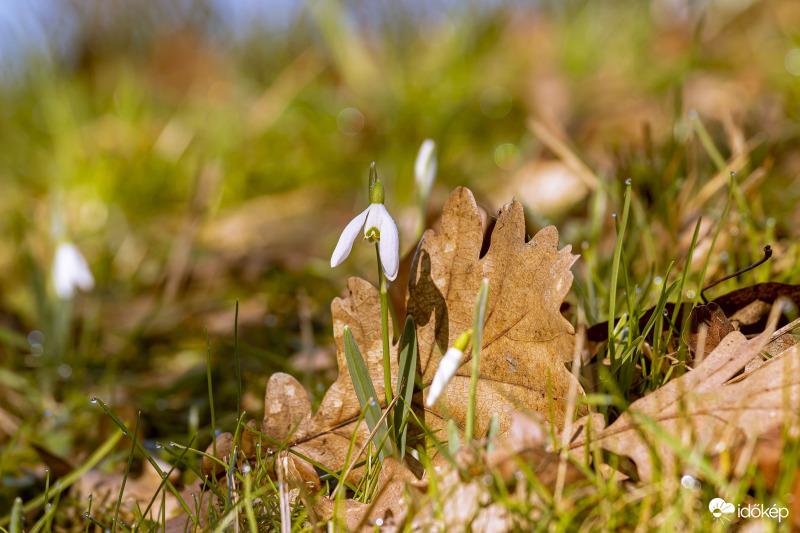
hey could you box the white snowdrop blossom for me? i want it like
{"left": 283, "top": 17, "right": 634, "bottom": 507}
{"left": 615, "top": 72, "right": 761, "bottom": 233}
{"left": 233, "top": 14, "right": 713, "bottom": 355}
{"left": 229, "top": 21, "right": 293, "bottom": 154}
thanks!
{"left": 414, "top": 139, "right": 437, "bottom": 199}
{"left": 426, "top": 330, "right": 472, "bottom": 407}
{"left": 53, "top": 242, "right": 95, "bottom": 299}
{"left": 330, "top": 181, "right": 399, "bottom": 281}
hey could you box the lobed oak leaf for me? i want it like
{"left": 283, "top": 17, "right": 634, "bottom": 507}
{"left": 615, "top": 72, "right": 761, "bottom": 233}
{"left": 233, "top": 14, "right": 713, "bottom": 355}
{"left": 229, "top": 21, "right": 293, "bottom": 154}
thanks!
{"left": 575, "top": 309, "right": 800, "bottom": 482}
{"left": 407, "top": 187, "right": 582, "bottom": 445}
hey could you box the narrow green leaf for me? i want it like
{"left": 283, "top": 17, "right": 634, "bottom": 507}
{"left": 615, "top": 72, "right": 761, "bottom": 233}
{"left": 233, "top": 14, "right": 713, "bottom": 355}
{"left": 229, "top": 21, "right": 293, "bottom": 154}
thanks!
{"left": 394, "top": 315, "right": 418, "bottom": 459}
{"left": 8, "top": 499, "right": 22, "bottom": 533}
{"left": 342, "top": 326, "right": 394, "bottom": 460}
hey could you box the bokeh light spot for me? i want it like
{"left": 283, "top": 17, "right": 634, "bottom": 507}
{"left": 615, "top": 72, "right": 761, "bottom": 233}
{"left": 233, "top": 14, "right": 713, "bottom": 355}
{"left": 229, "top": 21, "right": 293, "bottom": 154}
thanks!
{"left": 785, "top": 49, "right": 800, "bottom": 76}
{"left": 494, "top": 143, "right": 519, "bottom": 170}
{"left": 337, "top": 107, "right": 365, "bottom": 136}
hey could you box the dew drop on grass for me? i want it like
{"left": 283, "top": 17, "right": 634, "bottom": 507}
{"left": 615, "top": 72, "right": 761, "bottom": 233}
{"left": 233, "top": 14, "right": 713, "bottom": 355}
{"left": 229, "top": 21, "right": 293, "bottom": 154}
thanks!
{"left": 84, "top": 513, "right": 90, "bottom": 518}
{"left": 45, "top": 503, "right": 51, "bottom": 511}
{"left": 90, "top": 396, "right": 97, "bottom": 404}
{"left": 170, "top": 442, "right": 177, "bottom": 447}
{"left": 156, "top": 442, "right": 162, "bottom": 449}
{"left": 242, "top": 464, "right": 251, "bottom": 474}
{"left": 625, "top": 178, "right": 632, "bottom": 185}
{"left": 375, "top": 518, "right": 384, "bottom": 527}
{"left": 612, "top": 213, "right": 617, "bottom": 218}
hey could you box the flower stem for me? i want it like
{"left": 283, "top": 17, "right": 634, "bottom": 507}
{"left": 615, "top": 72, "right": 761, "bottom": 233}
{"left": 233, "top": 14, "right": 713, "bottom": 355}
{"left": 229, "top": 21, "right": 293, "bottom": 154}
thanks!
{"left": 376, "top": 245, "right": 394, "bottom": 422}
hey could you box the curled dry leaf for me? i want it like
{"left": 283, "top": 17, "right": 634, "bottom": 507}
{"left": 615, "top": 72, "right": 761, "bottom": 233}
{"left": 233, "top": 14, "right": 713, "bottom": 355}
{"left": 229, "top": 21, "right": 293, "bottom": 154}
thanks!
{"left": 408, "top": 187, "right": 582, "bottom": 446}
{"left": 575, "top": 314, "right": 800, "bottom": 482}
{"left": 683, "top": 302, "right": 734, "bottom": 356}
{"left": 587, "top": 282, "right": 800, "bottom": 345}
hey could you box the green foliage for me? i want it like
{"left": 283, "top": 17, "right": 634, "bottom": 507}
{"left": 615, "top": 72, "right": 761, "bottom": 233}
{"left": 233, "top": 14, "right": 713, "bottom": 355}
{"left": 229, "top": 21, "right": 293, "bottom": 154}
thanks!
{"left": 342, "top": 326, "right": 394, "bottom": 461}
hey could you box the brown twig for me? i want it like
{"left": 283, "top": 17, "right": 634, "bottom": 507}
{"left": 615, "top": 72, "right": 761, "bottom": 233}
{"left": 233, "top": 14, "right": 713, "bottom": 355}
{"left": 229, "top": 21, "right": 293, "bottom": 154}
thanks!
{"left": 701, "top": 245, "right": 772, "bottom": 303}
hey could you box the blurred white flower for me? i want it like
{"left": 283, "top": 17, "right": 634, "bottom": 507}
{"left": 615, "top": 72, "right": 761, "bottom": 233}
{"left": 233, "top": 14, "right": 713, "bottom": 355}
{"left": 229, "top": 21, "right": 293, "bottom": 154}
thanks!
{"left": 414, "top": 139, "right": 437, "bottom": 200}
{"left": 53, "top": 242, "right": 94, "bottom": 299}
{"left": 330, "top": 181, "right": 399, "bottom": 281}
{"left": 426, "top": 330, "right": 472, "bottom": 407}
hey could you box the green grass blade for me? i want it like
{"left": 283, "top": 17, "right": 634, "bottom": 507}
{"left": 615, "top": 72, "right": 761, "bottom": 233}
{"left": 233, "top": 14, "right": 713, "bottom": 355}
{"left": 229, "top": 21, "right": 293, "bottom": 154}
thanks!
{"left": 608, "top": 181, "right": 632, "bottom": 366}
{"left": 342, "top": 325, "right": 394, "bottom": 460}
{"left": 113, "top": 412, "right": 141, "bottom": 533}
{"left": 394, "top": 315, "right": 418, "bottom": 460}
{"left": 8, "top": 499, "right": 21, "bottom": 533}
{"left": 466, "top": 278, "right": 490, "bottom": 443}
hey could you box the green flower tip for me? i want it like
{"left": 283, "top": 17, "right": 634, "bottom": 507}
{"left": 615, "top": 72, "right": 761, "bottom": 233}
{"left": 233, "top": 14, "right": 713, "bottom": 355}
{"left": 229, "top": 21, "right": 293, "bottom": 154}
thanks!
{"left": 371, "top": 179, "right": 385, "bottom": 204}
{"left": 453, "top": 329, "right": 473, "bottom": 352}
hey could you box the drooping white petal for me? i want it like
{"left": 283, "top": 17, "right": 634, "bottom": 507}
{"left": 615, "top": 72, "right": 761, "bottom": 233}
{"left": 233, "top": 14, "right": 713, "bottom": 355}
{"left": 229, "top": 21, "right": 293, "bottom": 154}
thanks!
{"left": 414, "top": 139, "right": 437, "bottom": 195}
{"left": 53, "top": 242, "right": 95, "bottom": 299}
{"left": 426, "top": 346, "right": 464, "bottom": 407}
{"left": 373, "top": 204, "right": 399, "bottom": 281}
{"left": 331, "top": 206, "right": 370, "bottom": 268}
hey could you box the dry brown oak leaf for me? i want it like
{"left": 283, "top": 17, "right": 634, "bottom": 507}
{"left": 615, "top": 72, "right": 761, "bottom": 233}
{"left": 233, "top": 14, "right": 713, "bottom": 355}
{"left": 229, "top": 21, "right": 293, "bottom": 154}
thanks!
{"left": 573, "top": 320, "right": 800, "bottom": 482}
{"left": 407, "top": 187, "right": 582, "bottom": 445}
{"left": 256, "top": 277, "right": 399, "bottom": 484}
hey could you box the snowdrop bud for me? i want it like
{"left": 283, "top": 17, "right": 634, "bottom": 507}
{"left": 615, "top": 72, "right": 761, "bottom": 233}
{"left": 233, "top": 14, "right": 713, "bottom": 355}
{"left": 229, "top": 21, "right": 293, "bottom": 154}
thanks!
{"left": 53, "top": 242, "right": 94, "bottom": 299}
{"left": 371, "top": 179, "right": 385, "bottom": 204}
{"left": 426, "top": 330, "right": 472, "bottom": 407}
{"left": 415, "top": 139, "right": 437, "bottom": 200}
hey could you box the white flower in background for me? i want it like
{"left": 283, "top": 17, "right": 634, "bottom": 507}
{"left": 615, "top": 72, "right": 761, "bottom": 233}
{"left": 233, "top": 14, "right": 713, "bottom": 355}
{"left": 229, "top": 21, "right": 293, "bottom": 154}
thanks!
{"left": 53, "top": 242, "right": 94, "bottom": 299}
{"left": 415, "top": 139, "right": 437, "bottom": 200}
{"left": 426, "top": 330, "right": 472, "bottom": 407}
{"left": 331, "top": 180, "right": 399, "bottom": 281}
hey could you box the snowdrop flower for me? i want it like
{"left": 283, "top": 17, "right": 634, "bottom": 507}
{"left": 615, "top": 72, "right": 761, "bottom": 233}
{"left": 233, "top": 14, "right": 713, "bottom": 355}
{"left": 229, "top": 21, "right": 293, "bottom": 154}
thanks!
{"left": 331, "top": 180, "right": 400, "bottom": 281}
{"left": 426, "top": 330, "right": 472, "bottom": 407}
{"left": 414, "top": 139, "right": 437, "bottom": 201}
{"left": 53, "top": 242, "right": 95, "bottom": 299}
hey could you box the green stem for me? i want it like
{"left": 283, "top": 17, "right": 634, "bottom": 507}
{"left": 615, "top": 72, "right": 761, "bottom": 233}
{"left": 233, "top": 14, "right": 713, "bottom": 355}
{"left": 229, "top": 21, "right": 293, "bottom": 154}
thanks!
{"left": 376, "top": 246, "right": 394, "bottom": 422}
{"left": 466, "top": 279, "right": 490, "bottom": 443}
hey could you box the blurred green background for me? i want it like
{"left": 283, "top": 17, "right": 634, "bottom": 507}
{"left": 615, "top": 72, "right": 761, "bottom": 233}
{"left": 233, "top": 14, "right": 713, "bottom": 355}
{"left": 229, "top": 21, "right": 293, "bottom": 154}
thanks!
{"left": 1, "top": 0, "right": 800, "bottom": 517}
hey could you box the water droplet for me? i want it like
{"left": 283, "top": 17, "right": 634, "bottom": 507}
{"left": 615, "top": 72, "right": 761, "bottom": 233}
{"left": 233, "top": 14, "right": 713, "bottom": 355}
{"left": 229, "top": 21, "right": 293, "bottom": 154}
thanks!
{"left": 625, "top": 178, "right": 631, "bottom": 185}
{"left": 255, "top": 442, "right": 260, "bottom": 448}
{"left": 90, "top": 396, "right": 98, "bottom": 404}
{"left": 155, "top": 442, "right": 162, "bottom": 449}
{"left": 375, "top": 518, "right": 384, "bottom": 526}
{"left": 730, "top": 171, "right": 735, "bottom": 178}
{"left": 85, "top": 512, "right": 91, "bottom": 518}
{"left": 654, "top": 276, "right": 663, "bottom": 286}
{"left": 612, "top": 213, "right": 617, "bottom": 218}
{"left": 681, "top": 474, "right": 701, "bottom": 492}
{"left": 45, "top": 468, "right": 50, "bottom": 473}
{"left": 170, "top": 442, "right": 177, "bottom": 447}
{"left": 242, "top": 465, "right": 251, "bottom": 474}
{"left": 45, "top": 503, "right": 52, "bottom": 511}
